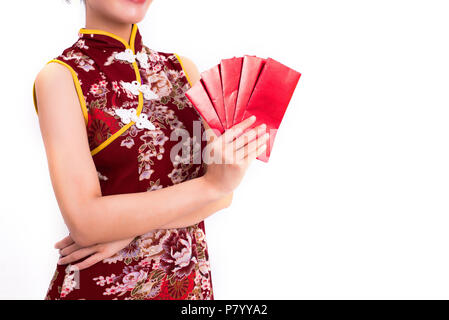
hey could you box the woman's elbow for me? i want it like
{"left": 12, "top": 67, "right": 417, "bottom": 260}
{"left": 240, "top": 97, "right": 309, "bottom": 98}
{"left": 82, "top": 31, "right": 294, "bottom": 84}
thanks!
{"left": 68, "top": 222, "right": 97, "bottom": 247}
{"left": 64, "top": 205, "right": 98, "bottom": 247}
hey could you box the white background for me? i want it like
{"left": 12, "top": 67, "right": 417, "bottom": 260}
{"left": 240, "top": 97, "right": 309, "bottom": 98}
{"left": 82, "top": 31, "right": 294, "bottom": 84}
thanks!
{"left": 0, "top": 0, "right": 448, "bottom": 299}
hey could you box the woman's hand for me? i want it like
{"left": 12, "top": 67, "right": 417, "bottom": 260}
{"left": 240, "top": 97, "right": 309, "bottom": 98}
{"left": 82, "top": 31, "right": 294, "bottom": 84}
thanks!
{"left": 55, "top": 234, "right": 135, "bottom": 270}
{"left": 203, "top": 115, "right": 269, "bottom": 195}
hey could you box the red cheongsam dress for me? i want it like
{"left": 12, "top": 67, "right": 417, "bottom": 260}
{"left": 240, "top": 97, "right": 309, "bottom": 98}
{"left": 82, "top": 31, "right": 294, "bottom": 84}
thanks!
{"left": 33, "top": 24, "right": 214, "bottom": 300}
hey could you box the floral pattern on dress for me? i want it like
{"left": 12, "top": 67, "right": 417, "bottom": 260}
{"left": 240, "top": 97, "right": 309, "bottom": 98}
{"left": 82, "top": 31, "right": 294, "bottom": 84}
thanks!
{"left": 61, "top": 49, "right": 95, "bottom": 72}
{"left": 91, "top": 223, "right": 211, "bottom": 300}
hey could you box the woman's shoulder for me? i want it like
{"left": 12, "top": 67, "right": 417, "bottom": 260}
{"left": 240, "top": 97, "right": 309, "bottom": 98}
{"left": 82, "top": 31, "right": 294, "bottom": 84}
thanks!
{"left": 143, "top": 46, "right": 200, "bottom": 87}
{"left": 35, "top": 39, "right": 88, "bottom": 85}
{"left": 33, "top": 60, "right": 80, "bottom": 115}
{"left": 33, "top": 40, "right": 88, "bottom": 117}
{"left": 142, "top": 46, "right": 199, "bottom": 77}
{"left": 35, "top": 61, "right": 72, "bottom": 85}
{"left": 174, "top": 54, "right": 200, "bottom": 85}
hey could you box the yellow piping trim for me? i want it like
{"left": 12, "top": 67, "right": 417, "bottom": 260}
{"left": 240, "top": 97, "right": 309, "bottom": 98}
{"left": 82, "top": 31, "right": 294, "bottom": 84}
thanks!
{"left": 174, "top": 53, "right": 193, "bottom": 87}
{"left": 79, "top": 24, "right": 144, "bottom": 157}
{"left": 90, "top": 58, "right": 143, "bottom": 157}
{"left": 130, "top": 24, "right": 138, "bottom": 52}
{"left": 33, "top": 82, "right": 38, "bottom": 114}
{"left": 33, "top": 59, "right": 89, "bottom": 126}
{"left": 91, "top": 122, "right": 134, "bottom": 157}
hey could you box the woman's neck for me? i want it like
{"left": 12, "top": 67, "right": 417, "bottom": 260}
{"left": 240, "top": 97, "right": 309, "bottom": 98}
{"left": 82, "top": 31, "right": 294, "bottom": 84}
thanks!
{"left": 85, "top": 8, "right": 133, "bottom": 43}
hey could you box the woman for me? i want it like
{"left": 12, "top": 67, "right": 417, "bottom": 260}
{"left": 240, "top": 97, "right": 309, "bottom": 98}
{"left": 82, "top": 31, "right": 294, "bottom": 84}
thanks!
{"left": 33, "top": 0, "right": 268, "bottom": 300}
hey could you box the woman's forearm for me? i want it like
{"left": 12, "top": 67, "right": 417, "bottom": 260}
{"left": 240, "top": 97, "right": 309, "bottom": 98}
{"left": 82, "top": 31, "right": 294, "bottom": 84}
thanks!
{"left": 71, "top": 175, "right": 225, "bottom": 246}
{"left": 159, "top": 192, "right": 233, "bottom": 229}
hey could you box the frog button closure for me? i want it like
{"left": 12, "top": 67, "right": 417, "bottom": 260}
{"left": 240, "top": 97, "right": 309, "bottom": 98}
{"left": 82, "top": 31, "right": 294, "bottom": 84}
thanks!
{"left": 115, "top": 49, "right": 149, "bottom": 69}
{"left": 115, "top": 46, "right": 156, "bottom": 131}
{"left": 120, "top": 80, "right": 158, "bottom": 101}
{"left": 115, "top": 107, "right": 156, "bottom": 130}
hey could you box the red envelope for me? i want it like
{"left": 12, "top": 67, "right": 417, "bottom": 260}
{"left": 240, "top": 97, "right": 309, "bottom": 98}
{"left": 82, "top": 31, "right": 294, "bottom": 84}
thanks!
{"left": 242, "top": 58, "right": 301, "bottom": 162}
{"left": 233, "top": 55, "right": 266, "bottom": 125}
{"left": 185, "top": 80, "right": 225, "bottom": 135}
{"left": 220, "top": 57, "right": 243, "bottom": 129}
{"left": 200, "top": 65, "right": 227, "bottom": 130}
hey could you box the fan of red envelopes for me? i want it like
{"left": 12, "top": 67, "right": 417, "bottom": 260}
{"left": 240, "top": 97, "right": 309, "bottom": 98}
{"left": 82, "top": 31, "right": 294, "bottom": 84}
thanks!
{"left": 185, "top": 55, "right": 301, "bottom": 162}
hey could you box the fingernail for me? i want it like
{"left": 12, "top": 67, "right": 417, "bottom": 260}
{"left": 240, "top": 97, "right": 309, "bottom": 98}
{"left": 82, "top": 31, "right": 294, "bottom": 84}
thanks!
{"left": 57, "top": 259, "right": 62, "bottom": 265}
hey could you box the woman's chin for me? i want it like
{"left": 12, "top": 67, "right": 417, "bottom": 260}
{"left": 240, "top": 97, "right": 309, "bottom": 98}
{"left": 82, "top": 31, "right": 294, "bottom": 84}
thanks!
{"left": 114, "top": 11, "right": 147, "bottom": 25}
{"left": 122, "top": 0, "right": 148, "bottom": 4}
{"left": 89, "top": 0, "right": 152, "bottom": 25}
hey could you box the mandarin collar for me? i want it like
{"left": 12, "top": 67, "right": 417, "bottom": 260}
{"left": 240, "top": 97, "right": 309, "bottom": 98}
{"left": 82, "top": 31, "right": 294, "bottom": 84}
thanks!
{"left": 78, "top": 23, "right": 143, "bottom": 53}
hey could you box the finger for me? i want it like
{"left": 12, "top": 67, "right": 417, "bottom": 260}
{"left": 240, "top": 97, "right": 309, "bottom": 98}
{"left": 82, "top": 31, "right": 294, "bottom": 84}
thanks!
{"left": 54, "top": 235, "right": 74, "bottom": 249}
{"left": 231, "top": 130, "right": 268, "bottom": 163}
{"left": 57, "top": 246, "right": 98, "bottom": 265}
{"left": 222, "top": 115, "right": 256, "bottom": 143}
{"left": 59, "top": 242, "right": 81, "bottom": 257}
{"left": 233, "top": 123, "right": 266, "bottom": 150}
{"left": 73, "top": 252, "right": 106, "bottom": 271}
{"left": 242, "top": 143, "right": 268, "bottom": 166}
{"left": 236, "top": 133, "right": 269, "bottom": 161}
{"left": 203, "top": 126, "right": 219, "bottom": 143}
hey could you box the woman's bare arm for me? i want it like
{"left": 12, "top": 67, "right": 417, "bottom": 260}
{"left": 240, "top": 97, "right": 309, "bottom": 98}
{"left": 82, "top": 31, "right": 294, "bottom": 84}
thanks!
{"left": 35, "top": 62, "right": 266, "bottom": 247}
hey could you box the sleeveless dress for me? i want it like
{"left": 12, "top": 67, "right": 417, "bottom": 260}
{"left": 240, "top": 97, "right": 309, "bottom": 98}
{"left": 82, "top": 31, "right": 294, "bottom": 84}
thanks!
{"left": 33, "top": 24, "right": 214, "bottom": 300}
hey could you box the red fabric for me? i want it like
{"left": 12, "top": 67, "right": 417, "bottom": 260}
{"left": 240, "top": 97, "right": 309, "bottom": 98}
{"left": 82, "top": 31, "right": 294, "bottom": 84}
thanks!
{"left": 185, "top": 80, "right": 225, "bottom": 135}
{"left": 242, "top": 58, "right": 301, "bottom": 162}
{"left": 233, "top": 55, "right": 266, "bottom": 125}
{"left": 41, "top": 25, "right": 214, "bottom": 300}
{"left": 200, "top": 65, "right": 226, "bottom": 131}
{"left": 186, "top": 56, "right": 301, "bottom": 163}
{"left": 220, "top": 57, "right": 243, "bottom": 129}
